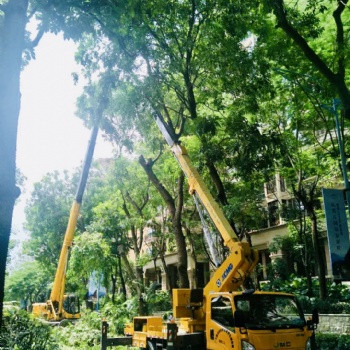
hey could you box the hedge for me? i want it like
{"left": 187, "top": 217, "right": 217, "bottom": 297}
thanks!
{"left": 316, "top": 333, "right": 350, "bottom": 350}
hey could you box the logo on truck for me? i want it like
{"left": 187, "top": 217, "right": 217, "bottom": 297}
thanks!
{"left": 216, "top": 263, "right": 233, "bottom": 287}
{"left": 274, "top": 342, "right": 291, "bottom": 348}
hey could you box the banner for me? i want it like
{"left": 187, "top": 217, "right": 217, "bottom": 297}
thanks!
{"left": 322, "top": 188, "right": 350, "bottom": 279}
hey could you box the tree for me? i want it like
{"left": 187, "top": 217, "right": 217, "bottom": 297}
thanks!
{"left": 0, "top": 0, "right": 28, "bottom": 324}
{"left": 83, "top": 156, "right": 165, "bottom": 312}
{"left": 24, "top": 171, "right": 78, "bottom": 273}
{"left": 139, "top": 155, "right": 190, "bottom": 288}
{"left": 0, "top": 309, "right": 57, "bottom": 350}
{"left": 7, "top": 0, "right": 344, "bottom": 314}
{"left": 261, "top": 0, "right": 350, "bottom": 121}
{"left": 61, "top": 0, "right": 272, "bottom": 296}
{"left": 113, "top": 158, "right": 152, "bottom": 300}
{"left": 87, "top": 200, "right": 128, "bottom": 302}
{"left": 4, "top": 261, "right": 48, "bottom": 308}
{"left": 0, "top": 0, "right": 101, "bottom": 324}
{"left": 288, "top": 219, "right": 315, "bottom": 296}
{"left": 68, "top": 231, "right": 114, "bottom": 301}
{"left": 252, "top": 65, "right": 342, "bottom": 298}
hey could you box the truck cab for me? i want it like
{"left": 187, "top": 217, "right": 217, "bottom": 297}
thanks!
{"left": 207, "top": 290, "right": 314, "bottom": 350}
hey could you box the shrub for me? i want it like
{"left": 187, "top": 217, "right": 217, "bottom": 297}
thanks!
{"left": 54, "top": 295, "right": 137, "bottom": 349}
{"left": 53, "top": 311, "right": 102, "bottom": 349}
{"left": 145, "top": 289, "right": 172, "bottom": 313}
{"left": 261, "top": 275, "right": 350, "bottom": 314}
{"left": 0, "top": 309, "right": 57, "bottom": 350}
{"left": 316, "top": 333, "right": 350, "bottom": 350}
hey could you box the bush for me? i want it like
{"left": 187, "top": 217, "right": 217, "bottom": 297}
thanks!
{"left": 53, "top": 311, "right": 102, "bottom": 349}
{"left": 261, "top": 275, "right": 350, "bottom": 314}
{"left": 316, "top": 333, "right": 350, "bottom": 350}
{"left": 0, "top": 309, "right": 58, "bottom": 350}
{"left": 54, "top": 293, "right": 140, "bottom": 349}
{"left": 145, "top": 289, "right": 172, "bottom": 313}
{"left": 101, "top": 299, "right": 137, "bottom": 335}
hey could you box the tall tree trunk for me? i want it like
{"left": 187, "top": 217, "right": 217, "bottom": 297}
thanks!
{"left": 299, "top": 227, "right": 313, "bottom": 296}
{"left": 304, "top": 260, "right": 313, "bottom": 297}
{"left": 139, "top": 155, "right": 190, "bottom": 288}
{"left": 121, "top": 198, "right": 145, "bottom": 310}
{"left": 292, "top": 178, "right": 326, "bottom": 299}
{"left": 310, "top": 212, "right": 327, "bottom": 300}
{"left": 121, "top": 253, "right": 138, "bottom": 292}
{"left": 160, "top": 254, "right": 173, "bottom": 295}
{"left": 0, "top": 0, "right": 28, "bottom": 324}
{"left": 205, "top": 155, "right": 228, "bottom": 206}
{"left": 185, "top": 226, "right": 198, "bottom": 288}
{"left": 173, "top": 172, "right": 189, "bottom": 288}
{"left": 111, "top": 266, "right": 117, "bottom": 303}
{"left": 118, "top": 255, "right": 127, "bottom": 301}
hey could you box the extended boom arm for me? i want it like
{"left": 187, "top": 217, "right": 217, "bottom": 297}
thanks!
{"left": 155, "top": 115, "right": 258, "bottom": 292}
{"left": 49, "top": 125, "right": 99, "bottom": 319}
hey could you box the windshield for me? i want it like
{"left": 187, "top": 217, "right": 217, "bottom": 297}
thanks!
{"left": 235, "top": 294, "right": 306, "bottom": 330}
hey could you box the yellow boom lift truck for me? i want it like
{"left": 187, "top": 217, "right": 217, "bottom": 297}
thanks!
{"left": 32, "top": 125, "right": 99, "bottom": 324}
{"left": 101, "top": 116, "right": 319, "bottom": 349}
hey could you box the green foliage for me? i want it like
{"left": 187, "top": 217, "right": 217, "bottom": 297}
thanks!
{"left": 100, "top": 299, "right": 137, "bottom": 334}
{"left": 14, "top": 1, "right": 350, "bottom": 341}
{"left": 141, "top": 284, "right": 172, "bottom": 314}
{"left": 24, "top": 170, "right": 78, "bottom": 272}
{"left": 54, "top": 295, "right": 138, "bottom": 349}
{"left": 68, "top": 231, "right": 114, "bottom": 298}
{"left": 5, "top": 261, "right": 49, "bottom": 306}
{"left": 0, "top": 310, "right": 57, "bottom": 349}
{"left": 266, "top": 258, "right": 291, "bottom": 282}
{"left": 53, "top": 311, "right": 102, "bottom": 349}
{"left": 68, "top": 0, "right": 347, "bottom": 298}
{"left": 316, "top": 333, "right": 350, "bottom": 350}
{"left": 261, "top": 274, "right": 350, "bottom": 314}
{"left": 47, "top": 289, "right": 169, "bottom": 349}
{"left": 266, "top": 222, "right": 316, "bottom": 291}
{"left": 223, "top": 180, "right": 269, "bottom": 233}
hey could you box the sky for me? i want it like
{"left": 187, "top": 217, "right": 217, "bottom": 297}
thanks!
{"left": 12, "top": 32, "right": 114, "bottom": 239}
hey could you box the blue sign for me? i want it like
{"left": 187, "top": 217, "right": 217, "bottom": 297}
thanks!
{"left": 322, "top": 188, "right": 350, "bottom": 279}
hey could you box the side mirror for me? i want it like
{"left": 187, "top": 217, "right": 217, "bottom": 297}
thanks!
{"left": 312, "top": 308, "right": 319, "bottom": 325}
{"left": 306, "top": 308, "right": 319, "bottom": 330}
{"left": 234, "top": 309, "right": 246, "bottom": 328}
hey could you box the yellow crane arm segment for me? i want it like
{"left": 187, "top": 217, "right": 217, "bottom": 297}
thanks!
{"left": 171, "top": 143, "right": 238, "bottom": 250}
{"left": 49, "top": 125, "right": 99, "bottom": 317}
{"left": 155, "top": 115, "right": 258, "bottom": 292}
{"left": 49, "top": 201, "right": 81, "bottom": 308}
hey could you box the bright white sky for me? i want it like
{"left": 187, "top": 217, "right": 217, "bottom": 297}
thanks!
{"left": 12, "top": 32, "right": 114, "bottom": 239}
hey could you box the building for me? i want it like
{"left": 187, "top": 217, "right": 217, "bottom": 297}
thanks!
{"left": 140, "top": 173, "right": 335, "bottom": 291}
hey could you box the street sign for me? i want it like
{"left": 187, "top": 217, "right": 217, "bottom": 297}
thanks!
{"left": 322, "top": 188, "right": 350, "bottom": 279}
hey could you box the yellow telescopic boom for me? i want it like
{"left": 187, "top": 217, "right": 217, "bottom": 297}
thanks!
{"left": 32, "top": 125, "right": 99, "bottom": 322}
{"left": 154, "top": 115, "right": 258, "bottom": 292}
{"left": 51, "top": 125, "right": 98, "bottom": 320}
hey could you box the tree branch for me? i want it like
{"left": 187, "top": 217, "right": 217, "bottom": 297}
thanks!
{"left": 333, "top": 0, "right": 348, "bottom": 79}
{"left": 272, "top": 0, "right": 337, "bottom": 86}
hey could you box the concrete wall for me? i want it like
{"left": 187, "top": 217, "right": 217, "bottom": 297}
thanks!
{"left": 312, "top": 314, "right": 350, "bottom": 334}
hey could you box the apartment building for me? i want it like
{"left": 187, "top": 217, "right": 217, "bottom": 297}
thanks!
{"left": 140, "top": 173, "right": 334, "bottom": 291}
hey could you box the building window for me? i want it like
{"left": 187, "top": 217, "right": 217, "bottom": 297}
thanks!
{"left": 279, "top": 177, "right": 286, "bottom": 192}
{"left": 257, "top": 249, "right": 271, "bottom": 281}
{"left": 266, "top": 180, "right": 277, "bottom": 195}
{"left": 268, "top": 201, "right": 279, "bottom": 227}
